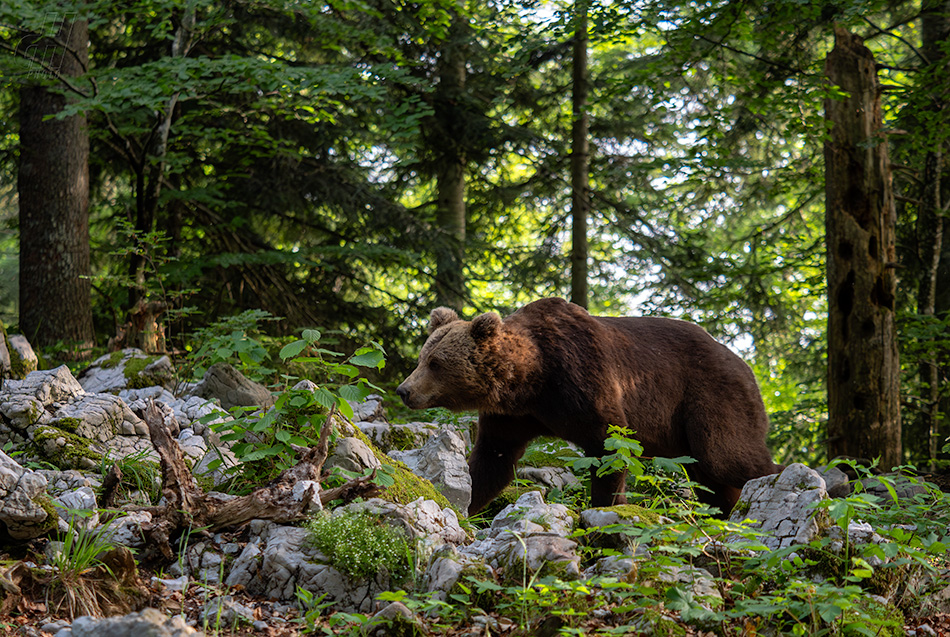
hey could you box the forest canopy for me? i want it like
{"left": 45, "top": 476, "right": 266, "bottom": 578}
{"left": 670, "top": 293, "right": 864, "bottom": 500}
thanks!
{"left": 0, "top": 0, "right": 948, "bottom": 470}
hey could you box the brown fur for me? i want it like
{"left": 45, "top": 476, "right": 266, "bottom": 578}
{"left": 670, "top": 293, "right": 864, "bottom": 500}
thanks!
{"left": 396, "top": 297, "right": 781, "bottom": 516}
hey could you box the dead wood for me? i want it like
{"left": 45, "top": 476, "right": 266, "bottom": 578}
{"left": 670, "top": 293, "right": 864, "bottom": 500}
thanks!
{"left": 131, "top": 399, "right": 375, "bottom": 560}
{"left": 99, "top": 463, "right": 122, "bottom": 510}
{"left": 318, "top": 468, "right": 382, "bottom": 504}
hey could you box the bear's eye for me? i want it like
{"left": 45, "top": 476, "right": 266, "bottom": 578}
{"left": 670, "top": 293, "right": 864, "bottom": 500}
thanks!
{"left": 428, "top": 359, "right": 441, "bottom": 372}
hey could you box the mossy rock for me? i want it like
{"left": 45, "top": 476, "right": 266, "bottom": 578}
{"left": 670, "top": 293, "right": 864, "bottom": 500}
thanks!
{"left": 593, "top": 503, "right": 662, "bottom": 525}
{"left": 341, "top": 421, "right": 452, "bottom": 509}
{"left": 478, "top": 483, "right": 539, "bottom": 521}
{"left": 32, "top": 424, "right": 102, "bottom": 469}
{"left": 520, "top": 437, "right": 584, "bottom": 469}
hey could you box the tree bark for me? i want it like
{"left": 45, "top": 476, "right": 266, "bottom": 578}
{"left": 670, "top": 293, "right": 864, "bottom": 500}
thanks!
{"left": 18, "top": 18, "right": 94, "bottom": 353}
{"left": 570, "top": 0, "right": 590, "bottom": 309}
{"left": 433, "top": 20, "right": 467, "bottom": 313}
{"left": 824, "top": 26, "right": 901, "bottom": 468}
{"left": 129, "top": 1, "right": 195, "bottom": 309}
{"left": 918, "top": 0, "right": 950, "bottom": 469}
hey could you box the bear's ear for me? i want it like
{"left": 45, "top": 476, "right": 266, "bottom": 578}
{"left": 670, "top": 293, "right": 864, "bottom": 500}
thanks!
{"left": 471, "top": 312, "right": 502, "bottom": 343}
{"left": 428, "top": 307, "right": 460, "bottom": 334}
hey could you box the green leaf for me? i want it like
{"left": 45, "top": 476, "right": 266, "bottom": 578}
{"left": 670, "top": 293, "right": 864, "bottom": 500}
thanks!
{"left": 302, "top": 329, "right": 322, "bottom": 343}
{"left": 336, "top": 395, "right": 354, "bottom": 420}
{"left": 339, "top": 384, "right": 371, "bottom": 403}
{"left": 313, "top": 387, "right": 336, "bottom": 410}
{"left": 349, "top": 349, "right": 385, "bottom": 369}
{"left": 280, "top": 340, "right": 307, "bottom": 360}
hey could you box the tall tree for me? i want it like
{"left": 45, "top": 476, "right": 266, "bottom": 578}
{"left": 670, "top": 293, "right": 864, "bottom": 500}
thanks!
{"left": 570, "top": 0, "right": 590, "bottom": 309}
{"left": 18, "top": 16, "right": 94, "bottom": 352}
{"left": 916, "top": 0, "right": 950, "bottom": 467}
{"left": 824, "top": 26, "right": 901, "bottom": 468}
{"left": 432, "top": 17, "right": 468, "bottom": 313}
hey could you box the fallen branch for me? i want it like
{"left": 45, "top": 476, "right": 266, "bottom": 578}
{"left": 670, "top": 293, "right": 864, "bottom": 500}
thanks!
{"left": 130, "top": 399, "right": 376, "bottom": 560}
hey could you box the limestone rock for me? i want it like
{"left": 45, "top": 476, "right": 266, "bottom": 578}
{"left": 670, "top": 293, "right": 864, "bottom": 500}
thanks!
{"left": 326, "top": 436, "right": 382, "bottom": 475}
{"left": 388, "top": 429, "right": 471, "bottom": 514}
{"left": 339, "top": 497, "right": 467, "bottom": 546}
{"left": 103, "top": 511, "right": 153, "bottom": 548}
{"left": 54, "top": 486, "right": 99, "bottom": 531}
{"left": 423, "top": 546, "right": 492, "bottom": 601}
{"left": 55, "top": 608, "right": 203, "bottom": 637}
{"left": 728, "top": 463, "right": 829, "bottom": 550}
{"left": 7, "top": 334, "right": 38, "bottom": 379}
{"left": 359, "top": 421, "right": 440, "bottom": 452}
{"left": 350, "top": 394, "right": 385, "bottom": 423}
{"left": 0, "top": 449, "right": 52, "bottom": 539}
{"left": 37, "top": 469, "right": 101, "bottom": 496}
{"left": 77, "top": 349, "right": 174, "bottom": 394}
{"left": 518, "top": 466, "right": 580, "bottom": 491}
{"left": 0, "top": 329, "right": 9, "bottom": 380}
{"left": 461, "top": 491, "right": 579, "bottom": 580}
{"left": 199, "top": 595, "right": 256, "bottom": 627}
{"left": 191, "top": 363, "right": 273, "bottom": 411}
{"left": 224, "top": 520, "right": 393, "bottom": 611}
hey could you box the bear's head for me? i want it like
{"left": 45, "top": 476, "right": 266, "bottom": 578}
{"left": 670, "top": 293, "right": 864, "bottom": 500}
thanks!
{"left": 396, "top": 306, "right": 538, "bottom": 412}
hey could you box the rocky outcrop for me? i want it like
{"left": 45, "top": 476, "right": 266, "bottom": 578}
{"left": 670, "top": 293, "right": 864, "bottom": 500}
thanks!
{"left": 77, "top": 349, "right": 175, "bottom": 394}
{"left": 0, "top": 449, "right": 53, "bottom": 539}
{"left": 389, "top": 428, "right": 472, "bottom": 514}
{"left": 191, "top": 362, "right": 274, "bottom": 411}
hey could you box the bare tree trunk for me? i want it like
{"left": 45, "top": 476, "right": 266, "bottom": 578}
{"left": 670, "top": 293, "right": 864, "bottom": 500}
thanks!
{"left": 570, "top": 0, "right": 590, "bottom": 309}
{"left": 918, "top": 0, "right": 950, "bottom": 470}
{"left": 129, "top": 1, "right": 195, "bottom": 309}
{"left": 917, "top": 148, "right": 944, "bottom": 471}
{"left": 18, "top": 17, "right": 94, "bottom": 354}
{"left": 433, "top": 21, "right": 467, "bottom": 313}
{"left": 824, "top": 26, "right": 901, "bottom": 468}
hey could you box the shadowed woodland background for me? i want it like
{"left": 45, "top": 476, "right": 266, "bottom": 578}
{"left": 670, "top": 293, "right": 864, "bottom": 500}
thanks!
{"left": 1, "top": 0, "right": 949, "bottom": 473}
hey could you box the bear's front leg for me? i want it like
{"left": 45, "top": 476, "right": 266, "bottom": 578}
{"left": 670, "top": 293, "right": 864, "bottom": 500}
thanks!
{"left": 590, "top": 467, "right": 627, "bottom": 508}
{"left": 467, "top": 414, "right": 540, "bottom": 514}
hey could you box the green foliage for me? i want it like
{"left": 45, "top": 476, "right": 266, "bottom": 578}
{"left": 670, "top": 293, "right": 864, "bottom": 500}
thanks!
{"left": 204, "top": 325, "right": 385, "bottom": 491}
{"left": 184, "top": 310, "right": 278, "bottom": 382}
{"left": 45, "top": 511, "right": 121, "bottom": 618}
{"left": 98, "top": 449, "right": 161, "bottom": 504}
{"left": 306, "top": 510, "right": 412, "bottom": 582}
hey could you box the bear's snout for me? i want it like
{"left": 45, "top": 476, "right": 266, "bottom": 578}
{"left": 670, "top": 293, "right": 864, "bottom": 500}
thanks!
{"left": 395, "top": 383, "right": 411, "bottom": 406}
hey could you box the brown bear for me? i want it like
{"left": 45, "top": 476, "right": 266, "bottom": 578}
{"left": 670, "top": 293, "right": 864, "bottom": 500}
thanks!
{"left": 396, "top": 297, "right": 781, "bottom": 516}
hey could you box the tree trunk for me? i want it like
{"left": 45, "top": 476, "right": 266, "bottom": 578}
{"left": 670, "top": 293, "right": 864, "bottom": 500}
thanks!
{"left": 433, "top": 21, "right": 467, "bottom": 313}
{"left": 918, "top": 0, "right": 950, "bottom": 469}
{"left": 570, "top": 0, "right": 590, "bottom": 309}
{"left": 18, "top": 17, "right": 94, "bottom": 354}
{"left": 129, "top": 1, "right": 195, "bottom": 309}
{"left": 824, "top": 26, "right": 901, "bottom": 468}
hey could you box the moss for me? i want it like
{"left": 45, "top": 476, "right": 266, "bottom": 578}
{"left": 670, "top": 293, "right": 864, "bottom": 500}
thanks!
{"left": 8, "top": 343, "right": 26, "bottom": 380}
{"left": 732, "top": 499, "right": 751, "bottom": 517}
{"left": 52, "top": 417, "right": 82, "bottom": 434}
{"left": 122, "top": 356, "right": 157, "bottom": 379}
{"left": 520, "top": 437, "right": 584, "bottom": 468}
{"left": 384, "top": 460, "right": 452, "bottom": 510}
{"left": 32, "top": 425, "right": 102, "bottom": 469}
{"left": 126, "top": 372, "right": 162, "bottom": 390}
{"left": 593, "top": 503, "right": 661, "bottom": 524}
{"left": 100, "top": 351, "right": 125, "bottom": 370}
{"left": 34, "top": 494, "right": 60, "bottom": 532}
{"left": 448, "top": 561, "right": 496, "bottom": 610}
{"left": 387, "top": 426, "right": 422, "bottom": 452}
{"left": 342, "top": 421, "right": 453, "bottom": 510}
{"left": 480, "top": 483, "right": 538, "bottom": 520}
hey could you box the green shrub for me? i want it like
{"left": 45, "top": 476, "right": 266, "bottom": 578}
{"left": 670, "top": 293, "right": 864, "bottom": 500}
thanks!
{"left": 306, "top": 510, "right": 412, "bottom": 582}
